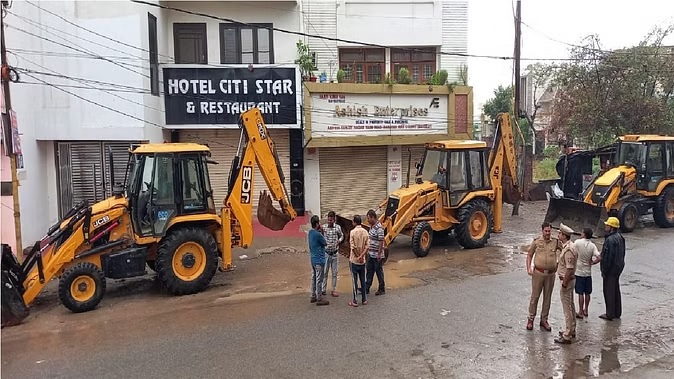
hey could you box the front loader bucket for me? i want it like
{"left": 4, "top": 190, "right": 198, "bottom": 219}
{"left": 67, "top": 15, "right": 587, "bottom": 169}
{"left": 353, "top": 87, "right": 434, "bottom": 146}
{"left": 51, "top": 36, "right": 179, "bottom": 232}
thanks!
{"left": 257, "top": 190, "right": 292, "bottom": 231}
{"left": 1, "top": 271, "right": 29, "bottom": 328}
{"left": 1, "top": 245, "right": 29, "bottom": 328}
{"left": 544, "top": 197, "right": 608, "bottom": 237}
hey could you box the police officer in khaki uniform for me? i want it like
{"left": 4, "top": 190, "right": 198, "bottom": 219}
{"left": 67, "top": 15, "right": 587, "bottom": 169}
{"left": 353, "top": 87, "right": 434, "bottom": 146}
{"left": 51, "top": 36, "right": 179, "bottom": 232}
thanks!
{"left": 555, "top": 223, "right": 578, "bottom": 344}
{"left": 526, "top": 222, "right": 560, "bottom": 331}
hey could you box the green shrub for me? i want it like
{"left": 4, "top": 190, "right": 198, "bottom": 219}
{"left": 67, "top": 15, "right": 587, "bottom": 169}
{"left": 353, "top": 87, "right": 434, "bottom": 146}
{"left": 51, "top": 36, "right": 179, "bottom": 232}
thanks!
{"left": 534, "top": 158, "right": 559, "bottom": 181}
{"left": 397, "top": 67, "right": 411, "bottom": 84}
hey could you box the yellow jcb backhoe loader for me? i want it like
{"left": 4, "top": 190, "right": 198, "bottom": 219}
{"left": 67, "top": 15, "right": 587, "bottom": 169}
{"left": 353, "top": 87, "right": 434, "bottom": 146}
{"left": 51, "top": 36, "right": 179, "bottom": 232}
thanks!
{"left": 1, "top": 107, "right": 296, "bottom": 327}
{"left": 544, "top": 135, "right": 674, "bottom": 237}
{"left": 336, "top": 112, "right": 521, "bottom": 259}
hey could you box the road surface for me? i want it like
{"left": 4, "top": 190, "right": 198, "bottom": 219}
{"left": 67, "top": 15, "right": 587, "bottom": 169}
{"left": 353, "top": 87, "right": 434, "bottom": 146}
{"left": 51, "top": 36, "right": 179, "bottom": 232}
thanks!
{"left": 2, "top": 203, "right": 674, "bottom": 378}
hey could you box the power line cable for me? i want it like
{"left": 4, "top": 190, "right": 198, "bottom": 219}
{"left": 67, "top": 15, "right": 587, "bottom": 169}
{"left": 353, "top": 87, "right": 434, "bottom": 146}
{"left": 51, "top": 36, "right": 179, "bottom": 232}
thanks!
{"left": 24, "top": 0, "right": 175, "bottom": 62}
{"left": 6, "top": 23, "right": 152, "bottom": 79}
{"left": 6, "top": 9, "right": 148, "bottom": 62}
{"left": 21, "top": 72, "right": 162, "bottom": 127}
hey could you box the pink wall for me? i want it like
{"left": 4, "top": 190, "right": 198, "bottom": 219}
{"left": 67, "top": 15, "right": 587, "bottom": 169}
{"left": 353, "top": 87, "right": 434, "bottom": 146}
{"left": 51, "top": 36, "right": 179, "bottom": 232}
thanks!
{"left": 1, "top": 144, "right": 17, "bottom": 255}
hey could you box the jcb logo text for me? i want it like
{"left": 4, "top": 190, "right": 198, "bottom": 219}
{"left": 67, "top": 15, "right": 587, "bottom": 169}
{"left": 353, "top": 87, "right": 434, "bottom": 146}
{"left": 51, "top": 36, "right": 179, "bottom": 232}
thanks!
{"left": 241, "top": 166, "right": 253, "bottom": 204}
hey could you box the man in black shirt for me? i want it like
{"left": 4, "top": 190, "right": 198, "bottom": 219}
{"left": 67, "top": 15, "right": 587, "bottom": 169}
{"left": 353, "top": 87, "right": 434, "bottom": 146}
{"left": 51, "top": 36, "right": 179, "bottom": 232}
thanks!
{"left": 599, "top": 217, "right": 626, "bottom": 321}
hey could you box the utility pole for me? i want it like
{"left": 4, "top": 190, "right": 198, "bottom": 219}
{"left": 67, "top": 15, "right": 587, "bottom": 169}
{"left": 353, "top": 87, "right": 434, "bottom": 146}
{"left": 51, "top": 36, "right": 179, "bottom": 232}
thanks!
{"left": 511, "top": 0, "right": 523, "bottom": 216}
{"left": 1, "top": 1, "right": 23, "bottom": 259}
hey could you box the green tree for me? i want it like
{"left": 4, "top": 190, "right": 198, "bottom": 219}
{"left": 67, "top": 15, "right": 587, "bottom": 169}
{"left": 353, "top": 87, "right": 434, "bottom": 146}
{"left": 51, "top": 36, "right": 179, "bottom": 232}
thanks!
{"left": 482, "top": 84, "right": 532, "bottom": 145}
{"left": 482, "top": 85, "right": 513, "bottom": 121}
{"left": 549, "top": 24, "right": 674, "bottom": 147}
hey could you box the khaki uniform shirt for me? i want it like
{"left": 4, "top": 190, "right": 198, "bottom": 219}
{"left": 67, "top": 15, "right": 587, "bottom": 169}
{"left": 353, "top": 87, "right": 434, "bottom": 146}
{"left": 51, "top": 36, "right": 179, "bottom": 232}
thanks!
{"left": 557, "top": 240, "right": 578, "bottom": 279}
{"left": 528, "top": 237, "right": 560, "bottom": 271}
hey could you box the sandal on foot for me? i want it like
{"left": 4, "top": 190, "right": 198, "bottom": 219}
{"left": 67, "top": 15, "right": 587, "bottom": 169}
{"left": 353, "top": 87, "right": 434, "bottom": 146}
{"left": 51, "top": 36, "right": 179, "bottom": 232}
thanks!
{"left": 348, "top": 301, "right": 358, "bottom": 307}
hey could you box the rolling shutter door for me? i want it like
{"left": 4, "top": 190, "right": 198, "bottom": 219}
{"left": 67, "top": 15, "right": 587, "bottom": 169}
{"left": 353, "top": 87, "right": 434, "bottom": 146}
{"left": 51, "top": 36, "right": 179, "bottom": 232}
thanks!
{"left": 319, "top": 146, "right": 387, "bottom": 218}
{"left": 401, "top": 144, "right": 427, "bottom": 185}
{"left": 103, "top": 142, "right": 136, "bottom": 195}
{"left": 179, "top": 129, "right": 291, "bottom": 213}
{"left": 57, "top": 141, "right": 140, "bottom": 217}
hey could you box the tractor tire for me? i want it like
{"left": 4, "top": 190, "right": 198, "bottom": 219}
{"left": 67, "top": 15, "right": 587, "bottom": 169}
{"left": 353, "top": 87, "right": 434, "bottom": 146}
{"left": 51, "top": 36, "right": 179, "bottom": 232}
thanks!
{"left": 455, "top": 199, "right": 493, "bottom": 249}
{"left": 618, "top": 202, "right": 638, "bottom": 233}
{"left": 58, "top": 262, "right": 106, "bottom": 313}
{"left": 146, "top": 260, "right": 156, "bottom": 272}
{"left": 654, "top": 186, "right": 674, "bottom": 228}
{"left": 412, "top": 222, "right": 433, "bottom": 258}
{"left": 155, "top": 227, "right": 219, "bottom": 296}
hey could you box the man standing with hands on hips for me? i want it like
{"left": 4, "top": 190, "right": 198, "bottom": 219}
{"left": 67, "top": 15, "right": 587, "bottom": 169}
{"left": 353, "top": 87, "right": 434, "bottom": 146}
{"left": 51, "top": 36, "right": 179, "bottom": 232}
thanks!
{"left": 526, "top": 222, "right": 560, "bottom": 332}
{"left": 555, "top": 223, "right": 578, "bottom": 345}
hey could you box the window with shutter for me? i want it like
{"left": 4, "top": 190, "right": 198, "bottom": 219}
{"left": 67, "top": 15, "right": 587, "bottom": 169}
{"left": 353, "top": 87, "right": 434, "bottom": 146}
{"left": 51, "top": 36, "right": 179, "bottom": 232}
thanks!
{"left": 173, "top": 23, "right": 208, "bottom": 64}
{"left": 219, "top": 24, "right": 274, "bottom": 64}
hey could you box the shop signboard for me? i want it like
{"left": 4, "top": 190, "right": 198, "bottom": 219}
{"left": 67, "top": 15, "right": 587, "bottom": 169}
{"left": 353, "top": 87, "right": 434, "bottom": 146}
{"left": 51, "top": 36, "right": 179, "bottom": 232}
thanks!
{"left": 309, "top": 93, "right": 449, "bottom": 138}
{"left": 162, "top": 64, "right": 301, "bottom": 128}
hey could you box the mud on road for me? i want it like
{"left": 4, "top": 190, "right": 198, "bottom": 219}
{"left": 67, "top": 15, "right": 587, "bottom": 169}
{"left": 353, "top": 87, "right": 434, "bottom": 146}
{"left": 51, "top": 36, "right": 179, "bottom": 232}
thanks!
{"left": 15, "top": 202, "right": 546, "bottom": 327}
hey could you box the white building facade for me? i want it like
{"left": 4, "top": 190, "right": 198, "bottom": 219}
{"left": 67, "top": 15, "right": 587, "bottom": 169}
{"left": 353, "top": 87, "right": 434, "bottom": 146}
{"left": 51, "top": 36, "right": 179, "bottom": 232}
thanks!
{"left": 2, "top": 0, "right": 468, "bottom": 250}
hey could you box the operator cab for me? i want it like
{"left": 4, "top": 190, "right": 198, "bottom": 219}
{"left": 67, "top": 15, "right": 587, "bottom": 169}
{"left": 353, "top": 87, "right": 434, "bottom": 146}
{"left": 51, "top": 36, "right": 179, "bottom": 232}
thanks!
{"left": 417, "top": 140, "right": 492, "bottom": 207}
{"left": 126, "top": 143, "right": 216, "bottom": 237}
{"left": 617, "top": 135, "right": 674, "bottom": 192}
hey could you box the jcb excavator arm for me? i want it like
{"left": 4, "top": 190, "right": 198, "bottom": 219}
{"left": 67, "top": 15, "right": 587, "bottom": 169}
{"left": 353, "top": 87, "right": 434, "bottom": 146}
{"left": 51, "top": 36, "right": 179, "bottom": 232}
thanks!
{"left": 487, "top": 112, "right": 521, "bottom": 232}
{"left": 220, "top": 108, "right": 297, "bottom": 269}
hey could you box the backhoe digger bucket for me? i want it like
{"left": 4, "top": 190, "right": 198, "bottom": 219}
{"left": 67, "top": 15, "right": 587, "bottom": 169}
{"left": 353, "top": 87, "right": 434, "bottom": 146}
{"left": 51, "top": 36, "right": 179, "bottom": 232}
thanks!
{"left": 257, "top": 190, "right": 292, "bottom": 231}
{"left": 1, "top": 244, "right": 29, "bottom": 328}
{"left": 543, "top": 197, "right": 608, "bottom": 237}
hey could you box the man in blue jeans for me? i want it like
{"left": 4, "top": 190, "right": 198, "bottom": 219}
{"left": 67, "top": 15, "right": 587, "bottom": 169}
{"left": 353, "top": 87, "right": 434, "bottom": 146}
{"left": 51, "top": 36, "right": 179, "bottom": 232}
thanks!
{"left": 365, "top": 209, "right": 386, "bottom": 296}
{"left": 321, "top": 211, "right": 344, "bottom": 297}
{"left": 348, "top": 214, "right": 369, "bottom": 307}
{"left": 308, "top": 215, "right": 329, "bottom": 306}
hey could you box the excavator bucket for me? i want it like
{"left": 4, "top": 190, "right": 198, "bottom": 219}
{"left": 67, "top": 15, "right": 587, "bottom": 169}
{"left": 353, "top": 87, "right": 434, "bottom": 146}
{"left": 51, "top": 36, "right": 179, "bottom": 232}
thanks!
{"left": 1, "top": 245, "right": 29, "bottom": 328}
{"left": 256, "top": 190, "right": 292, "bottom": 231}
{"left": 544, "top": 197, "right": 608, "bottom": 238}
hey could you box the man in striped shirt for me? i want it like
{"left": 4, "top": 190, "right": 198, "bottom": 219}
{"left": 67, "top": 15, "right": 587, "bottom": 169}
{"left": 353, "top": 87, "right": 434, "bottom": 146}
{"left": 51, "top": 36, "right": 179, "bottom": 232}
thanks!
{"left": 321, "top": 211, "right": 344, "bottom": 297}
{"left": 365, "top": 209, "right": 386, "bottom": 296}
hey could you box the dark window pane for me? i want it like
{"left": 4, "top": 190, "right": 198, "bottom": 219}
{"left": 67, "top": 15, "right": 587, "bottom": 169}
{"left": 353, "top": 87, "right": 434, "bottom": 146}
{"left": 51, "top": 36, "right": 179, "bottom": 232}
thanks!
{"left": 222, "top": 28, "right": 238, "bottom": 63}
{"left": 340, "top": 50, "right": 364, "bottom": 62}
{"left": 367, "top": 64, "right": 382, "bottom": 83}
{"left": 366, "top": 49, "right": 384, "bottom": 62}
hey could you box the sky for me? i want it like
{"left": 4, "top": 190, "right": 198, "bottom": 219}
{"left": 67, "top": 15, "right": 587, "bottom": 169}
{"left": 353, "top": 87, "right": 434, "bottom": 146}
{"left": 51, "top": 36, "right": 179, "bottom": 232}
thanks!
{"left": 467, "top": 0, "right": 674, "bottom": 118}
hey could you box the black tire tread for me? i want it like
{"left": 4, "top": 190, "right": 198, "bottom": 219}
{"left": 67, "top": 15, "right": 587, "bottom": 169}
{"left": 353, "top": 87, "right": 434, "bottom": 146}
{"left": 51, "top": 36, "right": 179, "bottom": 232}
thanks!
{"left": 155, "top": 227, "right": 219, "bottom": 296}
{"left": 618, "top": 202, "right": 638, "bottom": 233}
{"left": 58, "top": 262, "right": 106, "bottom": 313}
{"left": 653, "top": 186, "right": 674, "bottom": 228}
{"left": 411, "top": 222, "right": 433, "bottom": 258}
{"left": 455, "top": 199, "right": 493, "bottom": 249}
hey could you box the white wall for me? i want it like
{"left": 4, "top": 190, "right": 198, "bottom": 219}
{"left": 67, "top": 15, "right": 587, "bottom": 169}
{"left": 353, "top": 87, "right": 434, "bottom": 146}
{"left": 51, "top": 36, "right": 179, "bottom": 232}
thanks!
{"left": 6, "top": 0, "right": 167, "bottom": 246}
{"left": 303, "top": 147, "right": 321, "bottom": 217}
{"left": 336, "top": 1, "right": 442, "bottom": 47}
{"left": 304, "top": 0, "right": 468, "bottom": 82}
{"left": 387, "top": 146, "right": 402, "bottom": 193}
{"left": 166, "top": 1, "right": 302, "bottom": 66}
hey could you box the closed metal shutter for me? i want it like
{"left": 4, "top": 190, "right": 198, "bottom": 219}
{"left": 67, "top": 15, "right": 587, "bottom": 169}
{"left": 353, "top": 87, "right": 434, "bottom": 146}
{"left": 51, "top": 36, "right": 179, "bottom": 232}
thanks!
{"left": 57, "top": 141, "right": 137, "bottom": 217}
{"left": 401, "top": 144, "right": 427, "bottom": 186}
{"left": 319, "top": 146, "right": 387, "bottom": 218}
{"left": 179, "top": 129, "right": 291, "bottom": 214}
{"left": 103, "top": 142, "right": 136, "bottom": 192}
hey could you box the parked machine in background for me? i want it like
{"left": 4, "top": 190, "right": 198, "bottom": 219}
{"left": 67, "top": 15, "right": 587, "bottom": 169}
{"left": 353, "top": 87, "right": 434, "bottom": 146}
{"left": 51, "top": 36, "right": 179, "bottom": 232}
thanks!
{"left": 545, "top": 135, "right": 674, "bottom": 236}
{"left": 1, "top": 108, "right": 296, "bottom": 327}
{"left": 337, "top": 112, "right": 521, "bottom": 259}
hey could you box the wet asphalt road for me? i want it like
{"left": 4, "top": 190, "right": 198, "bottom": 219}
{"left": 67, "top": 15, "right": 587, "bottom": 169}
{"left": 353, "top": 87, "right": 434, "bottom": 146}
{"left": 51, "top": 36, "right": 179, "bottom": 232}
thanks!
{"left": 2, "top": 227, "right": 674, "bottom": 378}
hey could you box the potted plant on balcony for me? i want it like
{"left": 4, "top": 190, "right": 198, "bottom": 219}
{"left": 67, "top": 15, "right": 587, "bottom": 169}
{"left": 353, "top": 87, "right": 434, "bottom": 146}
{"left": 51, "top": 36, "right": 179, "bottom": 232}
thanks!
{"left": 295, "top": 40, "right": 316, "bottom": 82}
{"left": 336, "top": 69, "right": 345, "bottom": 83}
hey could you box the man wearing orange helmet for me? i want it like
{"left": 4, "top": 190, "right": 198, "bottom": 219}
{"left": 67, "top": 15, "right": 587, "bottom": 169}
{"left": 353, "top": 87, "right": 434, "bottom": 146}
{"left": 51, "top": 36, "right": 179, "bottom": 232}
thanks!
{"left": 599, "top": 217, "right": 625, "bottom": 321}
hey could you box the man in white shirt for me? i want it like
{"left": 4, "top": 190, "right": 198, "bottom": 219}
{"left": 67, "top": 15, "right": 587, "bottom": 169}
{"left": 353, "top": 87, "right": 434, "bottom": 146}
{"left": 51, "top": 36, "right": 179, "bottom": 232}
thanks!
{"left": 574, "top": 228, "right": 601, "bottom": 318}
